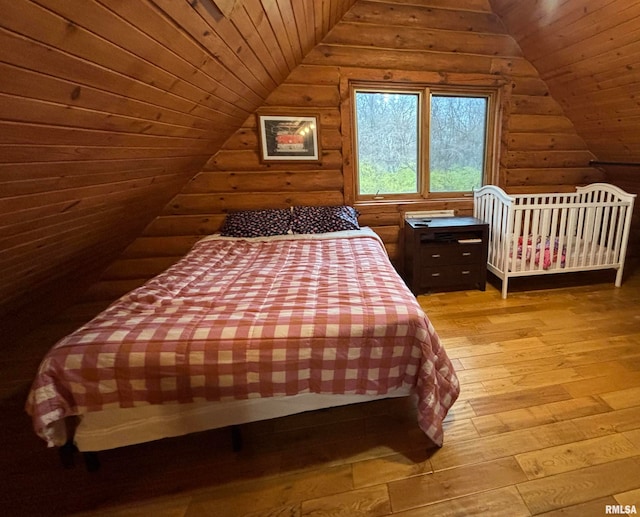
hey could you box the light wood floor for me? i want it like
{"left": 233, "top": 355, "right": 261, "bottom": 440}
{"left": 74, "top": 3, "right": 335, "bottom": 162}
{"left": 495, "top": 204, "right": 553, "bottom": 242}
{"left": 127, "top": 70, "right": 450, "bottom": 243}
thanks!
{"left": 2, "top": 270, "right": 640, "bottom": 516}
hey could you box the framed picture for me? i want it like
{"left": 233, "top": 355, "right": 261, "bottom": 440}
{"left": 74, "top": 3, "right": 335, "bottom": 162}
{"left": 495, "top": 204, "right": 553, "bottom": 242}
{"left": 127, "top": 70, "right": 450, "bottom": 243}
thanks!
{"left": 257, "top": 113, "right": 321, "bottom": 162}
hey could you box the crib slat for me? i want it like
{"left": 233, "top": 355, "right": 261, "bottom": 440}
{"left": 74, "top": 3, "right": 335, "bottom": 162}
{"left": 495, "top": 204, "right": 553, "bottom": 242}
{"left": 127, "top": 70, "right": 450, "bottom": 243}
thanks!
{"left": 579, "top": 206, "right": 592, "bottom": 267}
{"left": 589, "top": 204, "right": 604, "bottom": 265}
{"left": 572, "top": 205, "right": 586, "bottom": 268}
{"left": 556, "top": 207, "right": 568, "bottom": 270}
{"left": 512, "top": 208, "right": 524, "bottom": 273}
{"left": 613, "top": 205, "right": 627, "bottom": 263}
{"left": 549, "top": 207, "right": 560, "bottom": 270}
{"left": 528, "top": 208, "right": 540, "bottom": 272}
{"left": 598, "top": 199, "right": 612, "bottom": 265}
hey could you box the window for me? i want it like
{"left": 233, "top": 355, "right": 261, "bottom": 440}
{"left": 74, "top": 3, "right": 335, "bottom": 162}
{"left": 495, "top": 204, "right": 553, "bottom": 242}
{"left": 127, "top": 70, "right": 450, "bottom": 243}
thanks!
{"left": 352, "top": 84, "right": 497, "bottom": 201}
{"left": 429, "top": 95, "right": 488, "bottom": 193}
{"left": 355, "top": 90, "right": 421, "bottom": 197}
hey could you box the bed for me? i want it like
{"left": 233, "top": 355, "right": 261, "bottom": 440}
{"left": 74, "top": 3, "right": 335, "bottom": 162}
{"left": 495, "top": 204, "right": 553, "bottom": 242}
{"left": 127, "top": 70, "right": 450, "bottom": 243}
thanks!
{"left": 473, "top": 183, "right": 636, "bottom": 298}
{"left": 26, "top": 206, "right": 460, "bottom": 457}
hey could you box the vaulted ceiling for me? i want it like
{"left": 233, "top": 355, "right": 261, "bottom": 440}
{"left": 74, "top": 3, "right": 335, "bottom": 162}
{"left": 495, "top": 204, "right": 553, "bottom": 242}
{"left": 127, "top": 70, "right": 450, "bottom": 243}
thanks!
{"left": 490, "top": 0, "right": 640, "bottom": 163}
{"left": 1, "top": 0, "right": 639, "bottom": 331}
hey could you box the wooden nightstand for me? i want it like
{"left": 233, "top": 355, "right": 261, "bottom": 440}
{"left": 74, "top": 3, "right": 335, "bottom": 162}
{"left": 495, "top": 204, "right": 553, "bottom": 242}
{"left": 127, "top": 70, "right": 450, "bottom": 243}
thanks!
{"left": 404, "top": 216, "right": 489, "bottom": 295}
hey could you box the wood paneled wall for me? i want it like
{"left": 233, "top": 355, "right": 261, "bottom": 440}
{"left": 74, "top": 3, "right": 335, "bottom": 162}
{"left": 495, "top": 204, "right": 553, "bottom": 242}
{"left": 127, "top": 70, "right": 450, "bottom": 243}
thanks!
{"left": 597, "top": 164, "right": 640, "bottom": 260}
{"left": 91, "top": 0, "right": 603, "bottom": 301}
{"left": 0, "top": 0, "right": 356, "bottom": 329}
{"left": 489, "top": 0, "right": 640, "bottom": 165}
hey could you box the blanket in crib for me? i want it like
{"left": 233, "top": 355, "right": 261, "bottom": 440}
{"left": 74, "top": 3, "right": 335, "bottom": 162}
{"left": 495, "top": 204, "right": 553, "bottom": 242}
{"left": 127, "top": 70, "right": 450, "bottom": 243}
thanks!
{"left": 517, "top": 236, "right": 566, "bottom": 270}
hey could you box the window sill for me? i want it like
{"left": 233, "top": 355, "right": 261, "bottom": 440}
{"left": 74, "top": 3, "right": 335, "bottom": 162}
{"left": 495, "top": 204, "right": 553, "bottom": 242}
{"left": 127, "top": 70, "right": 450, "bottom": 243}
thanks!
{"left": 354, "top": 195, "right": 474, "bottom": 208}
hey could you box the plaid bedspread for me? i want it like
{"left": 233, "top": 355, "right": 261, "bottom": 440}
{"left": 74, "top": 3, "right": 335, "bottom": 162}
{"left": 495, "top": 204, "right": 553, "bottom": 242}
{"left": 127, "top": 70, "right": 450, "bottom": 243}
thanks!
{"left": 26, "top": 229, "right": 459, "bottom": 447}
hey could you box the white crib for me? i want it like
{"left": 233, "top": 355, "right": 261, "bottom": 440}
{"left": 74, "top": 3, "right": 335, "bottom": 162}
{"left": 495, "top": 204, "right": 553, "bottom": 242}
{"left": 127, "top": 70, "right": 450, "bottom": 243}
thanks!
{"left": 473, "top": 183, "right": 636, "bottom": 298}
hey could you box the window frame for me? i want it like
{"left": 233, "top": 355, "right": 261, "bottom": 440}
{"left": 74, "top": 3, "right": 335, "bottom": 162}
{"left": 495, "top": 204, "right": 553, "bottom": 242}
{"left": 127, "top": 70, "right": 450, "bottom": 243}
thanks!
{"left": 350, "top": 82, "right": 499, "bottom": 203}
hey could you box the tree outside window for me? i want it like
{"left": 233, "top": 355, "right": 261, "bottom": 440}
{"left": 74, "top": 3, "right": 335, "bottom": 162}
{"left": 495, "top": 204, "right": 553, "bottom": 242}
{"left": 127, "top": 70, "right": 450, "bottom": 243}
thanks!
{"left": 353, "top": 85, "right": 495, "bottom": 201}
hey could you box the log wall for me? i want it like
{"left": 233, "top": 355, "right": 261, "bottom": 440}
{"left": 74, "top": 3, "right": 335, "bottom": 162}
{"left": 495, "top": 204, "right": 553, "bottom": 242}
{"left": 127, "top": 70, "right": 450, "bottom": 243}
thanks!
{"left": 92, "top": 0, "right": 603, "bottom": 300}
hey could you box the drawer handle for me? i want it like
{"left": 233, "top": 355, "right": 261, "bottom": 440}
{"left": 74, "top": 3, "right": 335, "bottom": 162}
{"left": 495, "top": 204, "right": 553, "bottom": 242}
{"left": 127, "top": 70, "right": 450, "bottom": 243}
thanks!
{"left": 431, "top": 273, "right": 441, "bottom": 277}
{"left": 462, "top": 252, "right": 471, "bottom": 256}
{"left": 431, "top": 254, "right": 441, "bottom": 258}
{"left": 462, "top": 270, "right": 470, "bottom": 275}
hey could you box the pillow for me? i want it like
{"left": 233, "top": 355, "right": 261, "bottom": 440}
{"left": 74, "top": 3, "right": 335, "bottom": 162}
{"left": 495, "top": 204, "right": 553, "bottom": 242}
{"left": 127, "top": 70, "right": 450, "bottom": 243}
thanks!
{"left": 291, "top": 205, "right": 360, "bottom": 234}
{"left": 220, "top": 208, "right": 292, "bottom": 238}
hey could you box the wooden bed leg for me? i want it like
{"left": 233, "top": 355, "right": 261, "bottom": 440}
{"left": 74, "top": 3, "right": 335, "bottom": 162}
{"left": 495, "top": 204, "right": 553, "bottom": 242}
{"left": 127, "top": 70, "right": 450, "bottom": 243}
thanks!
{"left": 59, "top": 440, "right": 78, "bottom": 468}
{"left": 83, "top": 452, "right": 101, "bottom": 472}
{"left": 231, "top": 425, "right": 243, "bottom": 452}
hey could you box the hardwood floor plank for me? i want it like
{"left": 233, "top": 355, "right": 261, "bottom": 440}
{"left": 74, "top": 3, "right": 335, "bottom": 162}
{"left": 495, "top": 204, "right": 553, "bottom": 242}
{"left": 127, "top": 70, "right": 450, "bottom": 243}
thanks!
{"left": 571, "top": 406, "right": 640, "bottom": 438}
{"left": 455, "top": 364, "right": 512, "bottom": 384}
{"left": 352, "top": 451, "right": 433, "bottom": 489}
{"left": 471, "top": 395, "right": 612, "bottom": 437}
{"left": 486, "top": 308, "right": 576, "bottom": 325}
{"left": 391, "top": 486, "right": 531, "bottom": 517}
{"left": 185, "top": 465, "right": 353, "bottom": 516}
{"left": 515, "top": 433, "right": 640, "bottom": 479}
{"left": 459, "top": 346, "right": 563, "bottom": 370}
{"left": 527, "top": 420, "right": 587, "bottom": 449}
{"left": 454, "top": 381, "right": 490, "bottom": 402}
{"left": 443, "top": 399, "right": 476, "bottom": 421}
{"left": 623, "top": 429, "right": 640, "bottom": 449}
{"left": 442, "top": 417, "right": 481, "bottom": 443}
{"left": 468, "top": 385, "right": 573, "bottom": 416}
{"left": 561, "top": 371, "right": 640, "bottom": 398}
{"left": 387, "top": 457, "right": 528, "bottom": 512}
{"left": 543, "top": 396, "right": 615, "bottom": 422}
{"left": 615, "top": 487, "right": 640, "bottom": 507}
{"left": 73, "top": 495, "right": 193, "bottom": 517}
{"left": 472, "top": 406, "right": 558, "bottom": 436}
{"left": 480, "top": 366, "right": 584, "bottom": 395}
{"left": 600, "top": 386, "right": 640, "bottom": 410}
{"left": 535, "top": 496, "right": 619, "bottom": 517}
{"left": 538, "top": 326, "right": 613, "bottom": 346}
{"left": 516, "top": 457, "right": 640, "bottom": 514}
{"left": 483, "top": 360, "right": 631, "bottom": 396}
{"left": 300, "top": 484, "right": 391, "bottom": 517}
{"left": 441, "top": 342, "right": 504, "bottom": 359}
{"left": 431, "top": 420, "right": 586, "bottom": 471}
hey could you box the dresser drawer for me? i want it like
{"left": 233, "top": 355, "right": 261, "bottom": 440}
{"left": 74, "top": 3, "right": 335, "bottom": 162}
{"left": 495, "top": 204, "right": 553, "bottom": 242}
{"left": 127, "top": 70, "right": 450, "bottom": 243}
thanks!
{"left": 420, "top": 265, "right": 483, "bottom": 287}
{"left": 420, "top": 242, "right": 483, "bottom": 265}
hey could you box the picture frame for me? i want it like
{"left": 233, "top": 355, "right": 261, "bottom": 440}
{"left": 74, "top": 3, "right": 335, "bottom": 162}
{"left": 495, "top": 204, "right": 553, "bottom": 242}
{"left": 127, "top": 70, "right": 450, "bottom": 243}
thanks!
{"left": 257, "top": 112, "right": 321, "bottom": 162}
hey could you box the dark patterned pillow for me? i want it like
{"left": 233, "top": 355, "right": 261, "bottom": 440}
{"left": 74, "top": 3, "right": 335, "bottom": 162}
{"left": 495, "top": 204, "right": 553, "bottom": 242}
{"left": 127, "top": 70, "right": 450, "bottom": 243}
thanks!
{"left": 292, "top": 205, "right": 360, "bottom": 234}
{"left": 220, "top": 208, "right": 292, "bottom": 238}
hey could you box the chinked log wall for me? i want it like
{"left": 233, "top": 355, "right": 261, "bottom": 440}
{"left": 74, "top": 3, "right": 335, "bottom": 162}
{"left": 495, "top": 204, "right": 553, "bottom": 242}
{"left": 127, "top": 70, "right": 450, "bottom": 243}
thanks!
{"left": 88, "top": 0, "right": 604, "bottom": 300}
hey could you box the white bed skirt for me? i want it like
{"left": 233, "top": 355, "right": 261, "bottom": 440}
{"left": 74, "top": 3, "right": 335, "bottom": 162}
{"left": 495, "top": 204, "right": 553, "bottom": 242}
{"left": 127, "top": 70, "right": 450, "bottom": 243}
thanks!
{"left": 64, "top": 388, "right": 412, "bottom": 451}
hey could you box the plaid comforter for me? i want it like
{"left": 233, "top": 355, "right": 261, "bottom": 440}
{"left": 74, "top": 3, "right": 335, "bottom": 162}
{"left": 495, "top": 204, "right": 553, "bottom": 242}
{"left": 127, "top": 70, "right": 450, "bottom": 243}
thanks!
{"left": 27, "top": 229, "right": 459, "bottom": 447}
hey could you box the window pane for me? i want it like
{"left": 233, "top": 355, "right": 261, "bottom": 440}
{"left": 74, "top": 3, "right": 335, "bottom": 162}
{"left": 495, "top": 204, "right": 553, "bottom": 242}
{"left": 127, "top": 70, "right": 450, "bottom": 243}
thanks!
{"left": 355, "top": 91, "right": 419, "bottom": 196}
{"left": 430, "top": 95, "right": 487, "bottom": 192}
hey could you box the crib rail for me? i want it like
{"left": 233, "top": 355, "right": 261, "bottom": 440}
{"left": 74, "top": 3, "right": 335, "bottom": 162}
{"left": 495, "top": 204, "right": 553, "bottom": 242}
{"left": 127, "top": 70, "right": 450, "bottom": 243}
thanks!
{"left": 474, "top": 184, "right": 636, "bottom": 298}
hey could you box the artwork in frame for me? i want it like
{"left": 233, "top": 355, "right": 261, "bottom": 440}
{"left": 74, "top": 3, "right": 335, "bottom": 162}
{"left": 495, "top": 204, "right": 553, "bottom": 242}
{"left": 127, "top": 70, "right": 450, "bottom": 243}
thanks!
{"left": 257, "top": 113, "right": 321, "bottom": 162}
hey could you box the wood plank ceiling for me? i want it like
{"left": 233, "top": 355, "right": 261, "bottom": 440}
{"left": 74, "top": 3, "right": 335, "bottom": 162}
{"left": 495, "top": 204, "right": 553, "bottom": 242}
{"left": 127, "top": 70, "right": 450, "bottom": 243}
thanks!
{"left": 490, "top": 0, "right": 640, "bottom": 164}
{"left": 0, "top": 0, "right": 357, "bottom": 328}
